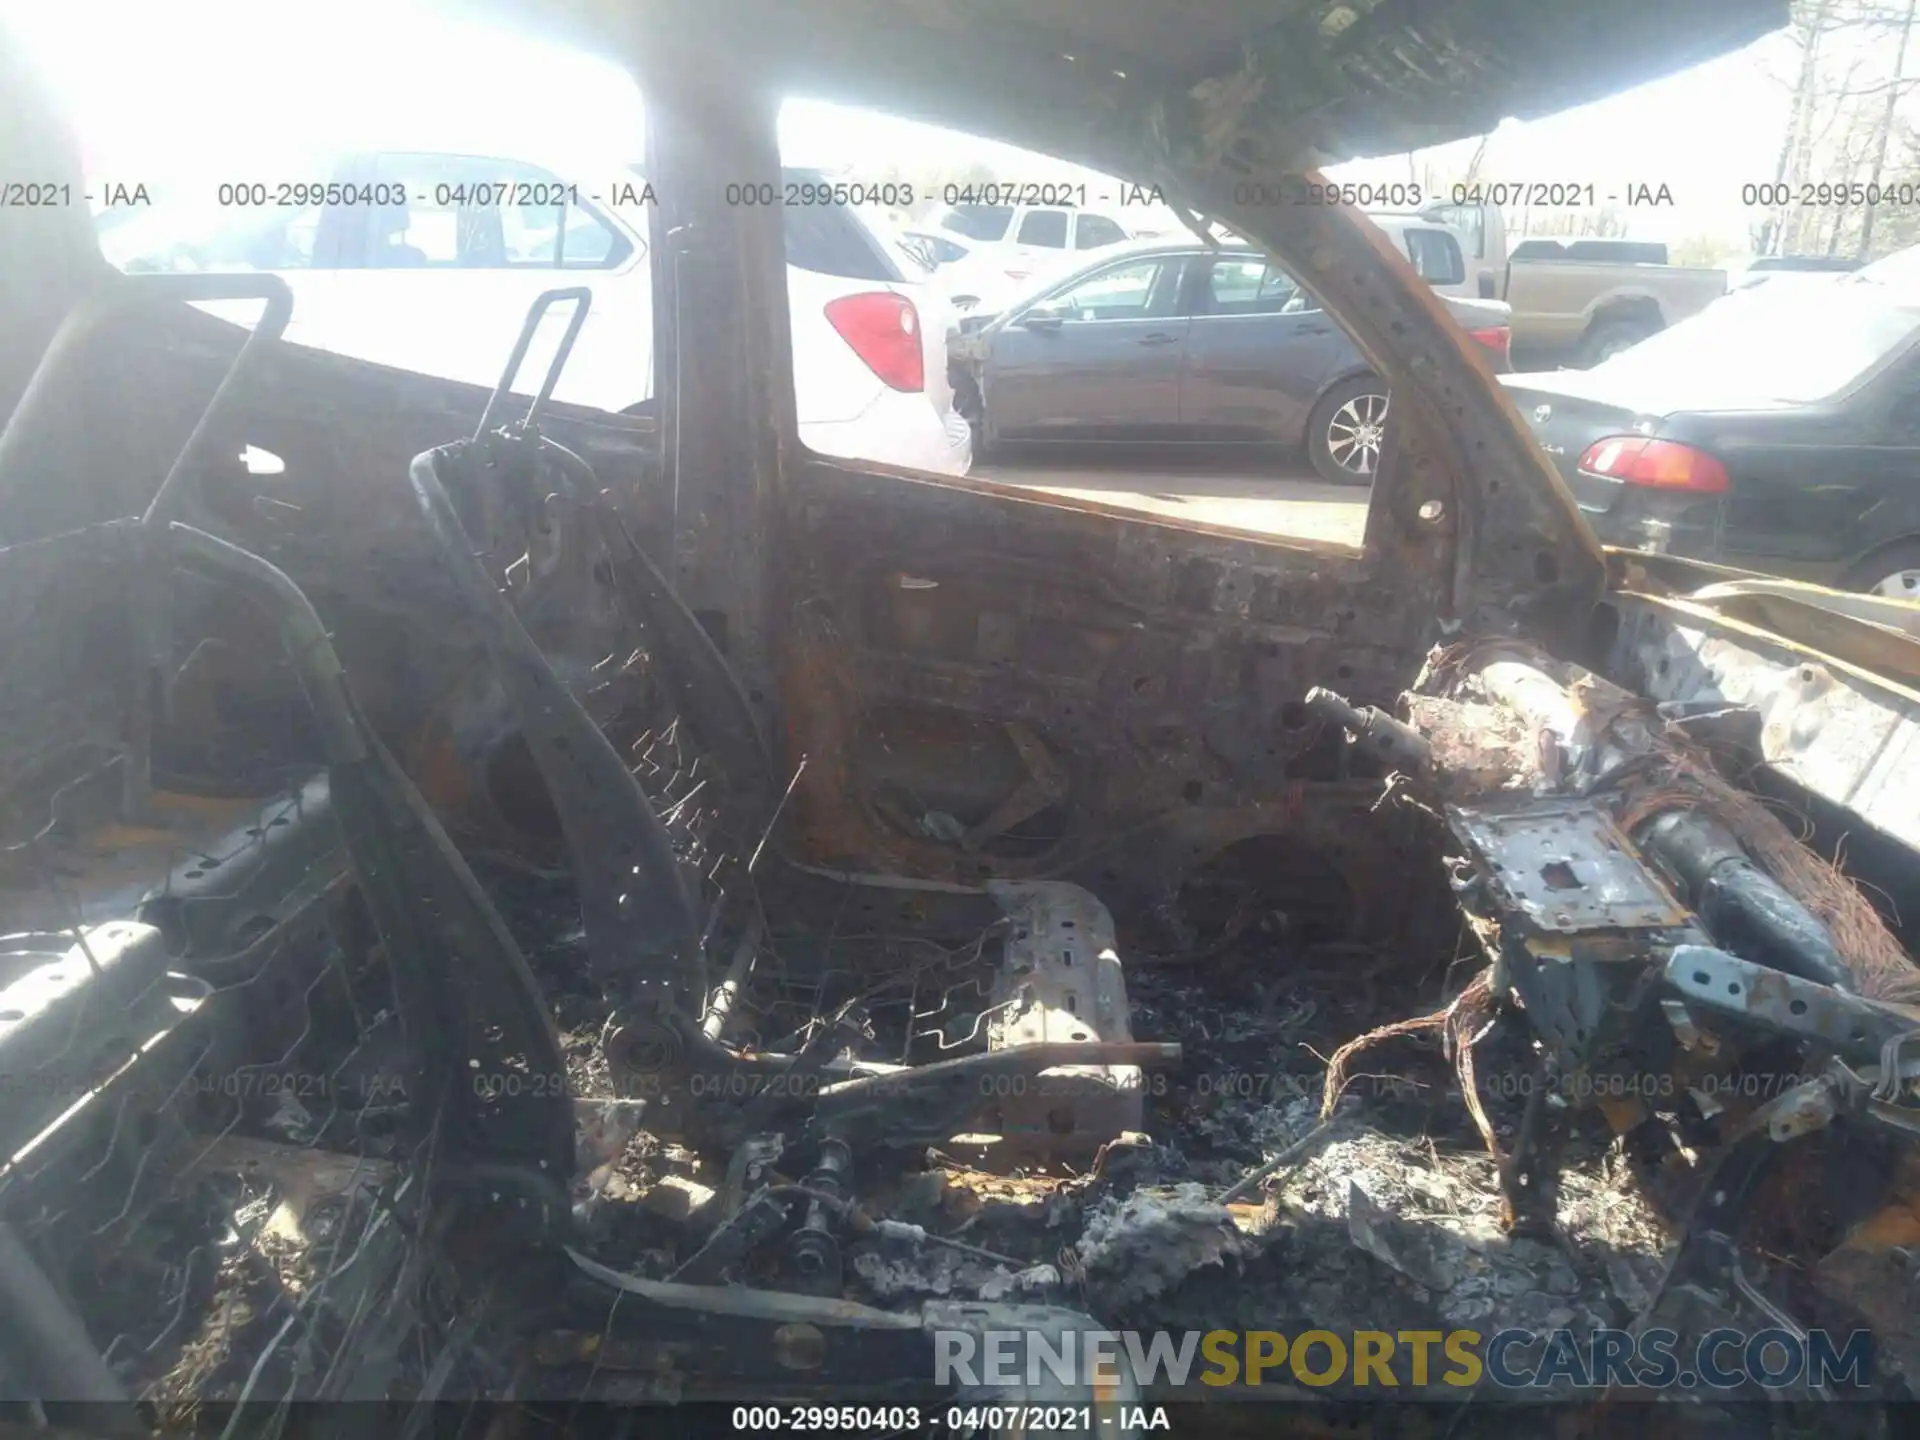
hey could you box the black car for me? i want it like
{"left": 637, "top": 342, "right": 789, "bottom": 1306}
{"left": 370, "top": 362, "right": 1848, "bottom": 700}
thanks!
{"left": 1503, "top": 258, "right": 1920, "bottom": 597}
{"left": 1747, "top": 254, "right": 1863, "bottom": 274}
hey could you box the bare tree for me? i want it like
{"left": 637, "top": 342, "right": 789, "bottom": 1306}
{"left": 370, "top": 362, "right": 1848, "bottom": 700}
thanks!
{"left": 1671, "top": 231, "right": 1743, "bottom": 267}
{"left": 1582, "top": 206, "right": 1628, "bottom": 239}
{"left": 1760, "top": 0, "right": 1839, "bottom": 257}
{"left": 1460, "top": 134, "right": 1491, "bottom": 191}
{"left": 1860, "top": 0, "right": 1919, "bottom": 254}
{"left": 1755, "top": 0, "right": 1920, "bottom": 258}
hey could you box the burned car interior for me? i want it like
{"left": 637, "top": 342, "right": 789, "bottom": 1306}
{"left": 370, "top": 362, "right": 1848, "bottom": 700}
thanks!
{"left": 7, "top": 0, "right": 1920, "bottom": 1434}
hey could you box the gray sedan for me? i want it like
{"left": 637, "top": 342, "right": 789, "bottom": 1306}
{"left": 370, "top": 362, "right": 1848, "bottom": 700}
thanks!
{"left": 950, "top": 239, "right": 1512, "bottom": 483}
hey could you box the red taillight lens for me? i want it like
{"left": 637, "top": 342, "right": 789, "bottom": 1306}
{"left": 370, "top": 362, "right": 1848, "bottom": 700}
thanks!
{"left": 1468, "top": 325, "right": 1510, "bottom": 368}
{"left": 823, "top": 292, "right": 924, "bottom": 392}
{"left": 1576, "top": 435, "right": 1729, "bottom": 494}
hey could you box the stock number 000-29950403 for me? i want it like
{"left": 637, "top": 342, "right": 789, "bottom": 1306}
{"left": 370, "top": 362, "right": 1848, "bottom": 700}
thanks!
{"left": 730, "top": 1406, "right": 1117, "bottom": 1433}
{"left": 730, "top": 1407, "right": 923, "bottom": 1433}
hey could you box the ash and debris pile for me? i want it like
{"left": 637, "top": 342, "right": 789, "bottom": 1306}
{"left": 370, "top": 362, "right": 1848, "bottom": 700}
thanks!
{"left": 1073, "top": 1183, "right": 1254, "bottom": 1307}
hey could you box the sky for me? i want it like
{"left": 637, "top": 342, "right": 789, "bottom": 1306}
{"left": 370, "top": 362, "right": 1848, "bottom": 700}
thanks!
{"left": 4, "top": 0, "right": 1800, "bottom": 252}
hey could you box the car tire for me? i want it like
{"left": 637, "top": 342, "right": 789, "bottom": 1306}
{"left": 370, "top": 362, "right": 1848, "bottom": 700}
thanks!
{"left": 951, "top": 371, "right": 996, "bottom": 465}
{"left": 1841, "top": 540, "right": 1920, "bottom": 600}
{"left": 1306, "top": 376, "right": 1390, "bottom": 486}
{"left": 970, "top": 415, "right": 998, "bottom": 466}
{"left": 1576, "top": 317, "right": 1659, "bottom": 368}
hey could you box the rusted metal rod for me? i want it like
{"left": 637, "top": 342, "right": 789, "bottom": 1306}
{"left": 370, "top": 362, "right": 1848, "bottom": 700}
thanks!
{"left": 703, "top": 912, "right": 764, "bottom": 1040}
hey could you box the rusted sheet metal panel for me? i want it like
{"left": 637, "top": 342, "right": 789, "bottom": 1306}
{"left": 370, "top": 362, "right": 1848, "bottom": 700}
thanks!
{"left": 1666, "top": 946, "right": 1920, "bottom": 1061}
{"left": 1611, "top": 596, "right": 1920, "bottom": 852}
{"left": 1451, "top": 800, "right": 1694, "bottom": 934}
{"left": 498, "top": 0, "right": 1786, "bottom": 164}
{"left": 779, "top": 458, "right": 1436, "bottom": 887}
{"left": 983, "top": 881, "right": 1143, "bottom": 1154}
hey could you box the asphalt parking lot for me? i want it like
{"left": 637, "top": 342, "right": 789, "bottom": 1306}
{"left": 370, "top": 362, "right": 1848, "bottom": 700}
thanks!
{"left": 974, "top": 449, "right": 1370, "bottom": 547}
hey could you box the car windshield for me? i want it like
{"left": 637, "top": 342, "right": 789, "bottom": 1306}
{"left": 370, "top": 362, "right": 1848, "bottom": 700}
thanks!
{"left": 933, "top": 204, "right": 1014, "bottom": 242}
{"left": 1587, "top": 275, "right": 1920, "bottom": 406}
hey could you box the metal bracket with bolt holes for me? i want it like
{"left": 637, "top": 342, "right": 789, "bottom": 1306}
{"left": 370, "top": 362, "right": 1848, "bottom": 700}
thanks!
{"left": 1664, "top": 945, "right": 1919, "bottom": 1066}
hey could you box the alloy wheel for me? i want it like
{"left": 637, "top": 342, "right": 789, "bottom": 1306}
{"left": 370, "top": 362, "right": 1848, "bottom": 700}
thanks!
{"left": 1326, "top": 391, "right": 1389, "bottom": 478}
{"left": 1869, "top": 569, "right": 1920, "bottom": 600}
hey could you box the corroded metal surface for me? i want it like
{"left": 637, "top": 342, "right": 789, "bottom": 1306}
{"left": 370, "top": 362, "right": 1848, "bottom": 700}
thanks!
{"left": 1451, "top": 800, "right": 1693, "bottom": 933}
{"left": 1610, "top": 592, "right": 1920, "bottom": 854}
{"left": 982, "top": 881, "right": 1143, "bottom": 1155}
{"left": 488, "top": 0, "right": 1785, "bottom": 166}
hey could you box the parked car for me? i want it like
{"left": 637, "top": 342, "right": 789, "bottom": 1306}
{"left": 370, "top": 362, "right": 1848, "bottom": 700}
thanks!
{"left": 924, "top": 201, "right": 1135, "bottom": 304}
{"left": 1388, "top": 201, "right": 1728, "bottom": 367}
{"left": 1371, "top": 214, "right": 1477, "bottom": 296}
{"left": 936, "top": 245, "right": 1088, "bottom": 322}
{"left": 937, "top": 210, "right": 1475, "bottom": 319}
{"left": 1503, "top": 258, "right": 1920, "bottom": 595}
{"left": 1728, "top": 256, "right": 1865, "bottom": 299}
{"left": 928, "top": 200, "right": 1135, "bottom": 265}
{"left": 900, "top": 227, "right": 972, "bottom": 268}
{"left": 1744, "top": 254, "right": 1865, "bottom": 277}
{"left": 98, "top": 156, "right": 972, "bottom": 476}
{"left": 949, "top": 238, "right": 1512, "bottom": 483}
{"left": 1727, "top": 269, "right": 1850, "bottom": 296}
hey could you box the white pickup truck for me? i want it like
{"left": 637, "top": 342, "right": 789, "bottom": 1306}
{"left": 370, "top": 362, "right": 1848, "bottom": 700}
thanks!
{"left": 1385, "top": 200, "right": 1728, "bottom": 368}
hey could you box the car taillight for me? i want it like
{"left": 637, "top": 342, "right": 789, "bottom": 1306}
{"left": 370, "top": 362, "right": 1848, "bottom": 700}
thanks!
{"left": 1467, "top": 325, "right": 1510, "bottom": 368}
{"left": 823, "top": 292, "right": 924, "bottom": 392}
{"left": 1576, "top": 435, "right": 1729, "bottom": 494}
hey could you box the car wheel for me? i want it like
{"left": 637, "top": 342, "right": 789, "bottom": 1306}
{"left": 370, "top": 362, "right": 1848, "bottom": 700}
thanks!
{"left": 951, "top": 367, "right": 985, "bottom": 426}
{"left": 1843, "top": 541, "right": 1920, "bottom": 600}
{"left": 1307, "top": 377, "right": 1390, "bottom": 485}
{"left": 951, "top": 371, "right": 997, "bottom": 464}
{"left": 1577, "top": 318, "right": 1658, "bottom": 368}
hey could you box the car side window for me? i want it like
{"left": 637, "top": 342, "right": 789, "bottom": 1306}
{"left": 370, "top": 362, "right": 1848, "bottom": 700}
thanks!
{"left": 1017, "top": 209, "right": 1070, "bottom": 248}
{"left": 1047, "top": 258, "right": 1173, "bottom": 320}
{"left": 100, "top": 201, "right": 327, "bottom": 275}
{"left": 1073, "top": 214, "right": 1127, "bottom": 250}
{"left": 550, "top": 206, "right": 622, "bottom": 268}
{"left": 1200, "top": 258, "right": 1313, "bottom": 316}
{"left": 1405, "top": 228, "right": 1466, "bottom": 286}
{"left": 1427, "top": 203, "right": 1486, "bottom": 261}
{"left": 782, "top": 191, "right": 900, "bottom": 282}
{"left": 361, "top": 154, "right": 631, "bottom": 270}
